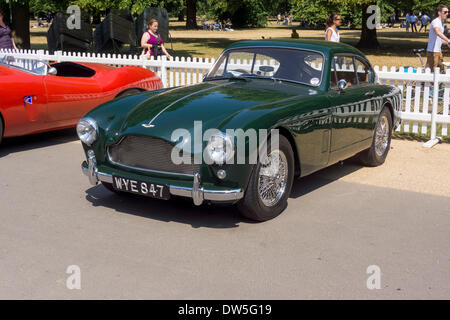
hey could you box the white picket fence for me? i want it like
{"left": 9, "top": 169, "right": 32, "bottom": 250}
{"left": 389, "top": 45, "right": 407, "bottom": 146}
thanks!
{"left": 1, "top": 48, "right": 450, "bottom": 145}
{"left": 374, "top": 65, "right": 450, "bottom": 146}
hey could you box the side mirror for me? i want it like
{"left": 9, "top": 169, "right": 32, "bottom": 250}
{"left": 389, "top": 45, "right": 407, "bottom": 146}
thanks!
{"left": 338, "top": 79, "right": 348, "bottom": 91}
{"left": 47, "top": 66, "right": 57, "bottom": 76}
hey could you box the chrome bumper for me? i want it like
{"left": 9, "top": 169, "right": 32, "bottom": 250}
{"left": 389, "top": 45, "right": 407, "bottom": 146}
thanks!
{"left": 81, "top": 160, "right": 244, "bottom": 206}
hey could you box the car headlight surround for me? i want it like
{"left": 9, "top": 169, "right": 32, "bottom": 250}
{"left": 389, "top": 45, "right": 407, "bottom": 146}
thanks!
{"left": 205, "top": 132, "right": 234, "bottom": 165}
{"left": 77, "top": 117, "right": 98, "bottom": 146}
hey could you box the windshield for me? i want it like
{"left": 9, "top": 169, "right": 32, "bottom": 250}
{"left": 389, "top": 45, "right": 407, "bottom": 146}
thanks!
{"left": 205, "top": 47, "right": 324, "bottom": 87}
{"left": 0, "top": 56, "right": 48, "bottom": 75}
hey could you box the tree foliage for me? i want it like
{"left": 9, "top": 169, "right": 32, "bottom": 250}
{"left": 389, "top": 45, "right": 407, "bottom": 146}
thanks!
{"left": 209, "top": 0, "right": 269, "bottom": 27}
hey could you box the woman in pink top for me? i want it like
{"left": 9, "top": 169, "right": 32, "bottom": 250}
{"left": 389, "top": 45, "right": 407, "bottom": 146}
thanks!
{"left": 141, "top": 18, "right": 172, "bottom": 59}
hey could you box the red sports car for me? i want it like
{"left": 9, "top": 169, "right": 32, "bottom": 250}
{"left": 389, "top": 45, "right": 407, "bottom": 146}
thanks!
{"left": 0, "top": 55, "right": 163, "bottom": 143}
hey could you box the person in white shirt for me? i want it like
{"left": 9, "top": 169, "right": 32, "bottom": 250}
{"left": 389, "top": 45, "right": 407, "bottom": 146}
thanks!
{"left": 405, "top": 12, "right": 411, "bottom": 32}
{"left": 410, "top": 12, "right": 418, "bottom": 32}
{"left": 426, "top": 4, "right": 450, "bottom": 72}
{"left": 325, "top": 13, "right": 341, "bottom": 42}
{"left": 419, "top": 12, "right": 431, "bottom": 32}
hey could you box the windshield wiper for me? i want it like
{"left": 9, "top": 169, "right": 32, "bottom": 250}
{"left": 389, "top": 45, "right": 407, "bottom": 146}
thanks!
{"left": 204, "top": 75, "right": 249, "bottom": 82}
{"left": 240, "top": 74, "right": 277, "bottom": 82}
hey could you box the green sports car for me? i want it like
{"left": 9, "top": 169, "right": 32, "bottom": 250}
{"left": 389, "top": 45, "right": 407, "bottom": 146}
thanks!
{"left": 78, "top": 39, "right": 402, "bottom": 221}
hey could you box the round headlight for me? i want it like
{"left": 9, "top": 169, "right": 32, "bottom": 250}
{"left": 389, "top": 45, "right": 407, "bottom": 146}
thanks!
{"left": 77, "top": 118, "right": 98, "bottom": 146}
{"left": 205, "top": 132, "right": 234, "bottom": 165}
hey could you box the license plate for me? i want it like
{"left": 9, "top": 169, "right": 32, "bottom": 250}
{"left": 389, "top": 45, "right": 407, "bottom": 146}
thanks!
{"left": 112, "top": 176, "right": 170, "bottom": 200}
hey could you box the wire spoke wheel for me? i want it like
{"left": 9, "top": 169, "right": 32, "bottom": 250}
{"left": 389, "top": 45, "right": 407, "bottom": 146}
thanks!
{"left": 374, "top": 114, "right": 390, "bottom": 157}
{"left": 359, "top": 107, "right": 392, "bottom": 167}
{"left": 257, "top": 149, "right": 288, "bottom": 207}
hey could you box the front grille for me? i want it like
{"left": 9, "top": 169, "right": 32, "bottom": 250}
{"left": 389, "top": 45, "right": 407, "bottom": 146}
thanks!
{"left": 108, "top": 135, "right": 200, "bottom": 176}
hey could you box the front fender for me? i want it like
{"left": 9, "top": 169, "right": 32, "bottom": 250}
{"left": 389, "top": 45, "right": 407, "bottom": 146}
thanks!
{"left": 82, "top": 88, "right": 169, "bottom": 162}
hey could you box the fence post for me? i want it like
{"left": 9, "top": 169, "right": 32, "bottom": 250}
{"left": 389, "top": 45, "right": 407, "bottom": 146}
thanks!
{"left": 141, "top": 55, "right": 146, "bottom": 70}
{"left": 55, "top": 50, "right": 62, "bottom": 63}
{"left": 423, "top": 67, "right": 441, "bottom": 148}
{"left": 160, "top": 55, "right": 168, "bottom": 88}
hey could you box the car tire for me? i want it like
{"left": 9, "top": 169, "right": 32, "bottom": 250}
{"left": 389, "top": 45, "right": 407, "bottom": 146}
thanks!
{"left": 237, "top": 135, "right": 295, "bottom": 222}
{"left": 359, "top": 107, "right": 393, "bottom": 167}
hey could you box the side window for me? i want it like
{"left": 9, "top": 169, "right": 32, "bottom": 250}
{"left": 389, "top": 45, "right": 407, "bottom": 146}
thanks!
{"left": 302, "top": 54, "right": 323, "bottom": 86}
{"left": 355, "top": 57, "right": 373, "bottom": 84}
{"left": 334, "top": 55, "right": 357, "bottom": 87}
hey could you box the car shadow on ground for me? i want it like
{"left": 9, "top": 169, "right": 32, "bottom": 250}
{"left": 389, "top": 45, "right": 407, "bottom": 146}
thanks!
{"left": 85, "top": 184, "right": 249, "bottom": 229}
{"left": 84, "top": 159, "right": 364, "bottom": 228}
{"left": 290, "top": 159, "right": 364, "bottom": 199}
{"left": 0, "top": 128, "right": 79, "bottom": 158}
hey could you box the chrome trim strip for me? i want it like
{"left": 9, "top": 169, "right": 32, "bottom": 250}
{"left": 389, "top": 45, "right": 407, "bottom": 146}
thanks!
{"left": 169, "top": 186, "right": 192, "bottom": 197}
{"left": 87, "top": 152, "right": 99, "bottom": 185}
{"left": 98, "top": 172, "right": 113, "bottom": 184}
{"left": 169, "top": 185, "right": 243, "bottom": 201}
{"left": 81, "top": 162, "right": 243, "bottom": 203}
{"left": 192, "top": 172, "right": 204, "bottom": 205}
{"left": 204, "top": 189, "right": 244, "bottom": 201}
{"left": 81, "top": 162, "right": 113, "bottom": 184}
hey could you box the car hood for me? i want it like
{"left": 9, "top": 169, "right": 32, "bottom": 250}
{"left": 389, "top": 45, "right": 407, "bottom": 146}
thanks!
{"left": 115, "top": 79, "right": 320, "bottom": 142}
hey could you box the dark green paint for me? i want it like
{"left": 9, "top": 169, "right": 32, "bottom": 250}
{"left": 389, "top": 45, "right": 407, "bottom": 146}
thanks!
{"left": 81, "top": 40, "right": 401, "bottom": 194}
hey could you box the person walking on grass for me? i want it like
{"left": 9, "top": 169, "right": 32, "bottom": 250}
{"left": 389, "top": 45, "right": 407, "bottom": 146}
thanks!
{"left": 325, "top": 13, "right": 341, "bottom": 42}
{"left": 405, "top": 12, "right": 411, "bottom": 32}
{"left": 410, "top": 12, "right": 418, "bottom": 32}
{"left": 419, "top": 12, "right": 431, "bottom": 32}
{"left": 426, "top": 4, "right": 450, "bottom": 72}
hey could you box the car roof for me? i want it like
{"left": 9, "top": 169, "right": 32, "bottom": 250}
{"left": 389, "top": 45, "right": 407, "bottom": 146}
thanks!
{"left": 226, "top": 39, "right": 365, "bottom": 58}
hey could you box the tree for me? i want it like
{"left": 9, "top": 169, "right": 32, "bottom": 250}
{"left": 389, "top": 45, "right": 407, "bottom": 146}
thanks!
{"left": 355, "top": 0, "right": 413, "bottom": 49}
{"left": 292, "top": 0, "right": 395, "bottom": 49}
{"left": 357, "top": 1, "right": 379, "bottom": 48}
{"left": 292, "top": 0, "right": 339, "bottom": 27}
{"left": 186, "top": 0, "right": 197, "bottom": 29}
{"left": 29, "top": 0, "right": 69, "bottom": 14}
{"left": 210, "top": 0, "right": 268, "bottom": 28}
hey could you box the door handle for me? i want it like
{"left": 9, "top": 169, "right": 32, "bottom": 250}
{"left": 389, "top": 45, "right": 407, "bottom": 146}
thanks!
{"left": 365, "top": 90, "right": 375, "bottom": 97}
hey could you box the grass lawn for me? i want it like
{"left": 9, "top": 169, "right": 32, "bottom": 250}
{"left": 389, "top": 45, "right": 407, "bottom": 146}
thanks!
{"left": 30, "top": 20, "right": 450, "bottom": 69}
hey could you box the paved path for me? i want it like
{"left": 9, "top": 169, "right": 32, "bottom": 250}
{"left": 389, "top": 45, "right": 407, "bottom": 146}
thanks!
{"left": 0, "top": 130, "right": 449, "bottom": 299}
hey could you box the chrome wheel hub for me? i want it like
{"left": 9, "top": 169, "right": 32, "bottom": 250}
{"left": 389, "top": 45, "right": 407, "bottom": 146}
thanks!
{"left": 375, "top": 115, "right": 390, "bottom": 157}
{"left": 258, "top": 149, "right": 288, "bottom": 207}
